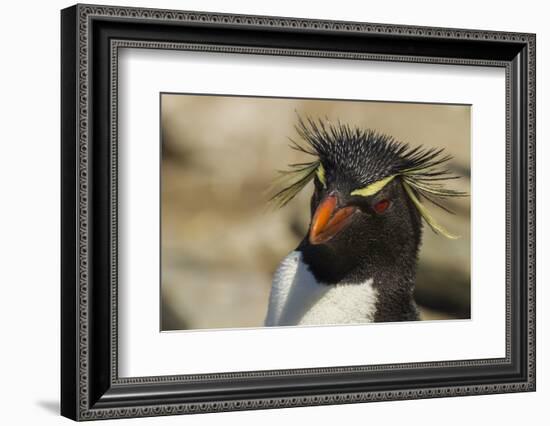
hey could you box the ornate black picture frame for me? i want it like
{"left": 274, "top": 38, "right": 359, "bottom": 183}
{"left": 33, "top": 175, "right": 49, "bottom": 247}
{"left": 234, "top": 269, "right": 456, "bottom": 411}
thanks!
{"left": 61, "top": 4, "right": 536, "bottom": 421}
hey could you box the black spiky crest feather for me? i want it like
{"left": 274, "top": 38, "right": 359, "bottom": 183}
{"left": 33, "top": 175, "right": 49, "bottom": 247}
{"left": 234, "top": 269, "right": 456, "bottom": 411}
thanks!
{"left": 269, "top": 116, "right": 468, "bottom": 238}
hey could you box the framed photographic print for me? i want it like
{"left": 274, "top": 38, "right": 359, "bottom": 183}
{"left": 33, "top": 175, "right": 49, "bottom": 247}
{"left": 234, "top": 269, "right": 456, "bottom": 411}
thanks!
{"left": 61, "top": 4, "right": 536, "bottom": 421}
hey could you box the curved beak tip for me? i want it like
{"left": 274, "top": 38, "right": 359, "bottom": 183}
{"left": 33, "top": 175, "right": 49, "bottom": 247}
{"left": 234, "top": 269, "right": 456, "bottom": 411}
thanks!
{"left": 308, "top": 195, "right": 357, "bottom": 245}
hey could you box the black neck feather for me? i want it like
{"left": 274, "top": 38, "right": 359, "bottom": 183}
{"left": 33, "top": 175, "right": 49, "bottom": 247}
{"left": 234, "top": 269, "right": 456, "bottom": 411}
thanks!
{"left": 298, "top": 206, "right": 422, "bottom": 322}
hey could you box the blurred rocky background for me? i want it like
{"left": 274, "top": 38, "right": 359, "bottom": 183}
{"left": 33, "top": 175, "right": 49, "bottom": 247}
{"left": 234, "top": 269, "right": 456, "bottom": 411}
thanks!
{"left": 160, "top": 94, "right": 471, "bottom": 330}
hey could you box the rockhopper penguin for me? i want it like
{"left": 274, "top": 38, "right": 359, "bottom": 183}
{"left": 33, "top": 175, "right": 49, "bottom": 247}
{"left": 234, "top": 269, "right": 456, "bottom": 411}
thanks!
{"left": 265, "top": 117, "right": 466, "bottom": 327}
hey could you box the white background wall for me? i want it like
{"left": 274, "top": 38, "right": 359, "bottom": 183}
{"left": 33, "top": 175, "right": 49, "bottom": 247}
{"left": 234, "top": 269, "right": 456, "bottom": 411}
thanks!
{"left": 0, "top": 0, "right": 546, "bottom": 424}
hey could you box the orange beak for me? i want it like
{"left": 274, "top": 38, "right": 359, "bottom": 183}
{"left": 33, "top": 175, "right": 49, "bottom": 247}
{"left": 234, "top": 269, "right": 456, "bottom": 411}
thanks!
{"left": 309, "top": 195, "right": 358, "bottom": 245}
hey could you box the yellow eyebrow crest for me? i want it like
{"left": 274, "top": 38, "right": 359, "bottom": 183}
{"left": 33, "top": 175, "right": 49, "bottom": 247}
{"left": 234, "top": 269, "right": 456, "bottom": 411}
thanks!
{"left": 316, "top": 163, "right": 327, "bottom": 187}
{"left": 403, "top": 181, "right": 460, "bottom": 239}
{"left": 350, "top": 175, "right": 396, "bottom": 197}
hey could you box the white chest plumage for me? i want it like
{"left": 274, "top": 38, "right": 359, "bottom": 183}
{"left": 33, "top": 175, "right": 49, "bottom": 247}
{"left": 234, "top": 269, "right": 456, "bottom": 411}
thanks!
{"left": 265, "top": 251, "right": 378, "bottom": 327}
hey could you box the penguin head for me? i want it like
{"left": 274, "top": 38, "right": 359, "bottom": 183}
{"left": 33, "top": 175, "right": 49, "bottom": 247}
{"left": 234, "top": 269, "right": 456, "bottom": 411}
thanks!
{"left": 306, "top": 171, "right": 420, "bottom": 261}
{"left": 270, "top": 116, "right": 466, "bottom": 259}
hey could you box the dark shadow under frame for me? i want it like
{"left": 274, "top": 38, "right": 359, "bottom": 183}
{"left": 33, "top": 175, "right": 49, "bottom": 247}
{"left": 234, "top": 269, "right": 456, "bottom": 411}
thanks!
{"left": 61, "top": 3, "right": 535, "bottom": 421}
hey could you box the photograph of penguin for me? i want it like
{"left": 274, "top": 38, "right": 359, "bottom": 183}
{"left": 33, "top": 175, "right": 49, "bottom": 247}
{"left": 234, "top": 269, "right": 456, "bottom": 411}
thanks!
{"left": 265, "top": 116, "right": 467, "bottom": 327}
{"left": 160, "top": 93, "right": 471, "bottom": 331}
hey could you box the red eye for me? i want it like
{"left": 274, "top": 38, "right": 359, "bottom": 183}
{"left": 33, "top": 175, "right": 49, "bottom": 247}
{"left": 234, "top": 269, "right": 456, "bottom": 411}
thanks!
{"left": 374, "top": 199, "right": 390, "bottom": 214}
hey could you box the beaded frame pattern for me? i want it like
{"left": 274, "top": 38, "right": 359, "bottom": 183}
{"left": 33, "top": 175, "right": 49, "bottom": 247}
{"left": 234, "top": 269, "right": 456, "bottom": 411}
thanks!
{"left": 73, "top": 4, "right": 535, "bottom": 420}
